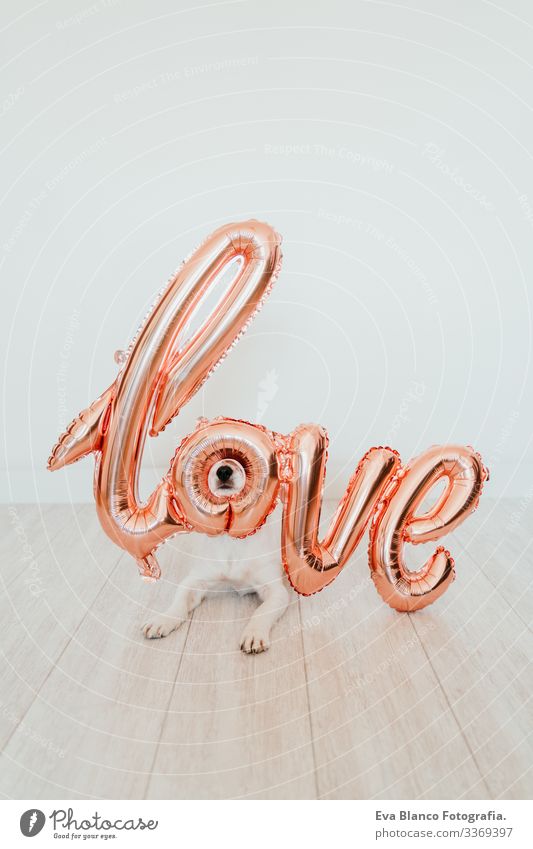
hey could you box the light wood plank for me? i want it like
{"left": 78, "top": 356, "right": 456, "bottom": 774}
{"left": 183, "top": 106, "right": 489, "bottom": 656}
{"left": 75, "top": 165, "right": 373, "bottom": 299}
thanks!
{"left": 1, "top": 500, "right": 531, "bottom": 800}
{"left": 454, "top": 497, "right": 533, "bottom": 630}
{"left": 0, "top": 507, "right": 122, "bottom": 794}
{"left": 0, "top": 550, "right": 190, "bottom": 798}
{"left": 0, "top": 504, "right": 87, "bottom": 588}
{"left": 147, "top": 588, "right": 316, "bottom": 799}
{"left": 297, "top": 546, "right": 486, "bottom": 799}
{"left": 413, "top": 507, "right": 533, "bottom": 799}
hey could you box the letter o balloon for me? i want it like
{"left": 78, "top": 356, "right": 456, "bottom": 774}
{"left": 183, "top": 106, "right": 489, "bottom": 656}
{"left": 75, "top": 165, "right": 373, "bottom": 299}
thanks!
{"left": 170, "top": 418, "right": 281, "bottom": 537}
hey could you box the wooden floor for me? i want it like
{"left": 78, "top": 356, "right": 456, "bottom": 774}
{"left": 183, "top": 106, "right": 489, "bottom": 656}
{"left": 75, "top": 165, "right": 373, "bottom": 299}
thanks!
{"left": 0, "top": 498, "right": 531, "bottom": 799}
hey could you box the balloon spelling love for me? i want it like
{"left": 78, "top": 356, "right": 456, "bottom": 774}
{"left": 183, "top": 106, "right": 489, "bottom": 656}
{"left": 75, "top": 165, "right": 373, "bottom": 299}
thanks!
{"left": 48, "top": 220, "right": 488, "bottom": 612}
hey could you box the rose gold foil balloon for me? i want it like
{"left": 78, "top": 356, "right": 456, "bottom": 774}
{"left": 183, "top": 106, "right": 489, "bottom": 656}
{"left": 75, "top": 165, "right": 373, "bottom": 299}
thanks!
{"left": 281, "top": 424, "right": 401, "bottom": 595}
{"left": 280, "top": 429, "right": 487, "bottom": 610}
{"left": 369, "top": 444, "right": 488, "bottom": 611}
{"left": 170, "top": 417, "right": 281, "bottom": 537}
{"left": 48, "top": 220, "right": 283, "bottom": 579}
{"left": 48, "top": 217, "right": 488, "bottom": 610}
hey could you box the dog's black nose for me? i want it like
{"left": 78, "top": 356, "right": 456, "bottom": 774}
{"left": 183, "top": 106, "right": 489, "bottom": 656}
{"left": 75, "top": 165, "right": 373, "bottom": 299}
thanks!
{"left": 216, "top": 465, "right": 233, "bottom": 483}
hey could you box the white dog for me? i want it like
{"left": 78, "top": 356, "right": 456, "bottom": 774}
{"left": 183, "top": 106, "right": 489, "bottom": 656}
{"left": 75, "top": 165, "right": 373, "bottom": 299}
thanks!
{"left": 142, "top": 457, "right": 290, "bottom": 653}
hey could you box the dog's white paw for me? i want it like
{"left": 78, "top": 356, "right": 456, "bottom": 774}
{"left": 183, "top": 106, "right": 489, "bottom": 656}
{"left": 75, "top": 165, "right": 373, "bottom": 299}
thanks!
{"left": 142, "top": 615, "right": 186, "bottom": 639}
{"left": 240, "top": 629, "right": 271, "bottom": 654}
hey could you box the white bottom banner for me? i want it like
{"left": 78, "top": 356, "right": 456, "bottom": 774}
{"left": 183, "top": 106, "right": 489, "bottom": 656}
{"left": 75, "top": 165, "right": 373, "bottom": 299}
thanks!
{"left": 0, "top": 799, "right": 530, "bottom": 847}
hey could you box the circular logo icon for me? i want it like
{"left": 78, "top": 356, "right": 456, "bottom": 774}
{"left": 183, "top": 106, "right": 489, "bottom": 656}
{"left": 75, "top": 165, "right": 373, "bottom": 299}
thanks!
{"left": 20, "top": 810, "right": 45, "bottom": 837}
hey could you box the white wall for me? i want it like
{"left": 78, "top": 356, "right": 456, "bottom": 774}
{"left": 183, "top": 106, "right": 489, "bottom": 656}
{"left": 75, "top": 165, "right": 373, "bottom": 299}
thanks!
{"left": 2, "top": 0, "right": 532, "bottom": 503}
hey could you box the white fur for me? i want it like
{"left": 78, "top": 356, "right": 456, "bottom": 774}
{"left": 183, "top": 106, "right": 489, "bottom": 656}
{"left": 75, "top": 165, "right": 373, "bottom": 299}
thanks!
{"left": 207, "top": 458, "right": 246, "bottom": 495}
{"left": 142, "top": 506, "right": 289, "bottom": 653}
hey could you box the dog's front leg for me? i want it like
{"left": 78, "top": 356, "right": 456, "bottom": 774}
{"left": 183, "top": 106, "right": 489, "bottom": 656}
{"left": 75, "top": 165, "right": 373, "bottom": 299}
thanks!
{"left": 142, "top": 572, "right": 212, "bottom": 639}
{"left": 240, "top": 580, "right": 290, "bottom": 654}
